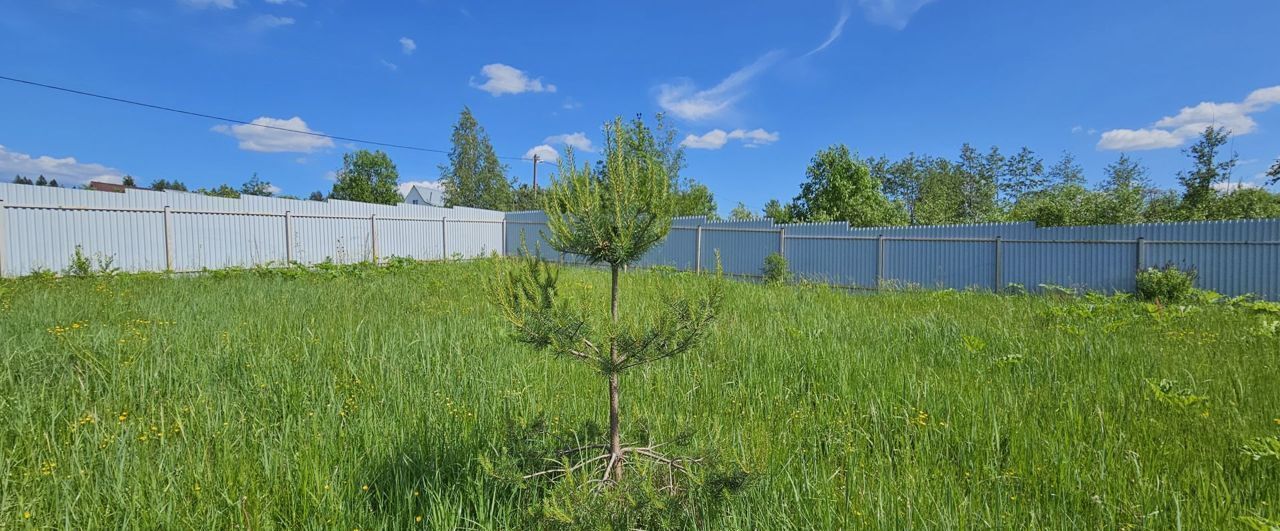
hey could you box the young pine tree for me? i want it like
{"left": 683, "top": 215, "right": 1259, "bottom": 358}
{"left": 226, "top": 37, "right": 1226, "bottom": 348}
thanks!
{"left": 489, "top": 115, "right": 723, "bottom": 483}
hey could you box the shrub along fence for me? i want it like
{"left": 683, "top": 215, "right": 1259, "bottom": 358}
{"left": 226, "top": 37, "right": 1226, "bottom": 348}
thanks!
{"left": 3, "top": 182, "right": 1277, "bottom": 299}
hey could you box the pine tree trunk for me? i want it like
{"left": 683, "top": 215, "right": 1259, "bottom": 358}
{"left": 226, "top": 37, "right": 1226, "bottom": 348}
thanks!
{"left": 608, "top": 263, "right": 623, "bottom": 481}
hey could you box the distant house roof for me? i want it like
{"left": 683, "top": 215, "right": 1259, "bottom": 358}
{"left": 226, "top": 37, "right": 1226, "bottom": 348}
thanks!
{"left": 88, "top": 181, "right": 128, "bottom": 193}
{"left": 403, "top": 184, "right": 445, "bottom": 206}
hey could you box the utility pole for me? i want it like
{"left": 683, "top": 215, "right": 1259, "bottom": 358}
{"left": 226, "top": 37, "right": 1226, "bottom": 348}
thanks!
{"left": 532, "top": 153, "right": 539, "bottom": 190}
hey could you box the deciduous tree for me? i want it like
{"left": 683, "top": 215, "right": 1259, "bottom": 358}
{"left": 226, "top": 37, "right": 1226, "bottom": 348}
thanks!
{"left": 330, "top": 150, "right": 402, "bottom": 205}
{"left": 1178, "top": 126, "right": 1236, "bottom": 219}
{"left": 792, "top": 145, "right": 905, "bottom": 227}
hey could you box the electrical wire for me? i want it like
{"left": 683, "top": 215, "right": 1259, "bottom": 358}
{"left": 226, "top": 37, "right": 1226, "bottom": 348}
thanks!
{"left": 0, "top": 74, "right": 553, "bottom": 163}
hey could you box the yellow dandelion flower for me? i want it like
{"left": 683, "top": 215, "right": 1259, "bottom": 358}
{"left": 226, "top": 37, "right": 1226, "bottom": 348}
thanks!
{"left": 416, "top": 515, "right": 423, "bottom": 523}
{"left": 361, "top": 484, "right": 369, "bottom": 492}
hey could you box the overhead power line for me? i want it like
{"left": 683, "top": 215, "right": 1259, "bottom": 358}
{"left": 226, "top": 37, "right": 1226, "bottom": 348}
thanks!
{"left": 0, "top": 74, "right": 553, "bottom": 163}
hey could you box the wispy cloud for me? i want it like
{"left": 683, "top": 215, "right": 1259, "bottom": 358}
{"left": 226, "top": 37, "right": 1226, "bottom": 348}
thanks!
{"left": 0, "top": 144, "right": 126, "bottom": 185}
{"left": 680, "top": 128, "right": 781, "bottom": 150}
{"left": 247, "top": 14, "right": 294, "bottom": 31}
{"left": 380, "top": 59, "right": 398, "bottom": 71}
{"left": 857, "top": 0, "right": 937, "bottom": 30}
{"left": 470, "top": 64, "right": 556, "bottom": 96}
{"left": 1098, "top": 85, "right": 1280, "bottom": 151}
{"left": 656, "top": 51, "right": 783, "bottom": 121}
{"left": 180, "top": 0, "right": 236, "bottom": 9}
{"left": 213, "top": 116, "right": 334, "bottom": 153}
{"left": 399, "top": 37, "right": 416, "bottom": 55}
{"left": 805, "top": 4, "right": 852, "bottom": 56}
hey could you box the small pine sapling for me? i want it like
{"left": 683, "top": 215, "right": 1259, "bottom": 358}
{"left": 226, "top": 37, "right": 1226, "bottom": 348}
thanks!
{"left": 489, "top": 115, "right": 723, "bottom": 486}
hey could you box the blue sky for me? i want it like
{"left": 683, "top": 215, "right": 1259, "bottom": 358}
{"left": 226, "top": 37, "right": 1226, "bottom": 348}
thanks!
{"left": 1, "top": 0, "right": 1277, "bottom": 212}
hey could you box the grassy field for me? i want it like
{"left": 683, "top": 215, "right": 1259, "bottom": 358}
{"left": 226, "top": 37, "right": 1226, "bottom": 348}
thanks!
{"left": 1, "top": 260, "right": 1278, "bottom": 529}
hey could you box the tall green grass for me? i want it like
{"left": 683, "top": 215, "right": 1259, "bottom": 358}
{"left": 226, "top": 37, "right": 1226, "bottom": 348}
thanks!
{"left": 1, "top": 261, "right": 1278, "bottom": 528}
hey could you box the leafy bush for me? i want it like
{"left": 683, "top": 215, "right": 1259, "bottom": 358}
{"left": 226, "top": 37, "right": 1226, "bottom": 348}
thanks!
{"left": 64, "top": 245, "right": 118, "bottom": 277}
{"left": 1136, "top": 264, "right": 1197, "bottom": 303}
{"left": 762, "top": 253, "right": 790, "bottom": 285}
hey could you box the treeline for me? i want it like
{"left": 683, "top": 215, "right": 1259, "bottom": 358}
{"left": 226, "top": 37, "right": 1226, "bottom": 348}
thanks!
{"left": 747, "top": 126, "right": 1280, "bottom": 227}
{"left": 437, "top": 107, "right": 719, "bottom": 216}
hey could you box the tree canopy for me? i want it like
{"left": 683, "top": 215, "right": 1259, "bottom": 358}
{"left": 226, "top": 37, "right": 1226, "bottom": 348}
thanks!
{"left": 440, "top": 107, "right": 514, "bottom": 210}
{"left": 330, "top": 150, "right": 402, "bottom": 205}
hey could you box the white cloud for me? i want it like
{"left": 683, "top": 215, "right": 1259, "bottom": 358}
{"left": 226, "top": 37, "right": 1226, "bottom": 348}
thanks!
{"left": 181, "top": 0, "right": 235, "bottom": 9}
{"left": 248, "top": 14, "right": 293, "bottom": 30}
{"left": 263, "top": 0, "right": 305, "bottom": 5}
{"left": 1212, "top": 181, "right": 1261, "bottom": 192}
{"left": 470, "top": 64, "right": 556, "bottom": 96}
{"left": 399, "top": 37, "right": 416, "bottom": 55}
{"left": 212, "top": 116, "right": 334, "bottom": 153}
{"left": 805, "top": 4, "right": 851, "bottom": 56}
{"left": 1071, "top": 125, "right": 1083, "bottom": 134}
{"left": 1099, "top": 85, "right": 1280, "bottom": 151}
{"left": 0, "top": 144, "right": 125, "bottom": 185}
{"left": 680, "top": 130, "right": 729, "bottom": 150}
{"left": 265, "top": 184, "right": 283, "bottom": 195}
{"left": 858, "top": 0, "right": 937, "bottom": 30}
{"left": 680, "top": 128, "right": 780, "bottom": 150}
{"left": 562, "top": 98, "right": 582, "bottom": 110}
{"left": 656, "top": 51, "right": 782, "bottom": 121}
{"left": 1097, "top": 129, "right": 1183, "bottom": 151}
{"left": 397, "top": 179, "right": 444, "bottom": 197}
{"left": 543, "top": 132, "right": 595, "bottom": 152}
{"left": 380, "top": 59, "right": 398, "bottom": 71}
{"left": 524, "top": 144, "right": 559, "bottom": 163}
{"left": 323, "top": 170, "right": 337, "bottom": 182}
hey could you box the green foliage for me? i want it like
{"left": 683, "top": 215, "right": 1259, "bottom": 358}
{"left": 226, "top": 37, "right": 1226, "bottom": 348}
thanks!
{"left": 1268, "top": 158, "right": 1280, "bottom": 185}
{"left": 1008, "top": 183, "right": 1104, "bottom": 227}
{"left": 121, "top": 175, "right": 136, "bottom": 187}
{"left": 149, "top": 179, "right": 188, "bottom": 192}
{"left": 440, "top": 107, "right": 514, "bottom": 210}
{"left": 511, "top": 183, "right": 544, "bottom": 211}
{"left": 330, "top": 150, "right": 402, "bottom": 205}
{"left": 1207, "top": 188, "right": 1280, "bottom": 220}
{"left": 761, "top": 252, "right": 789, "bottom": 285}
{"left": 1136, "top": 264, "right": 1197, "bottom": 303}
{"left": 543, "top": 117, "right": 678, "bottom": 266}
{"left": 1178, "top": 126, "right": 1237, "bottom": 219}
{"left": 728, "top": 202, "right": 754, "bottom": 221}
{"left": 1146, "top": 378, "right": 1209, "bottom": 408}
{"left": 63, "top": 245, "right": 118, "bottom": 277}
{"left": 12, "top": 174, "right": 33, "bottom": 185}
{"left": 672, "top": 180, "right": 718, "bottom": 219}
{"left": 307, "top": 191, "right": 326, "bottom": 201}
{"left": 792, "top": 144, "right": 905, "bottom": 227}
{"left": 761, "top": 199, "right": 796, "bottom": 223}
{"left": 239, "top": 173, "right": 274, "bottom": 197}
{"left": 196, "top": 184, "right": 241, "bottom": 198}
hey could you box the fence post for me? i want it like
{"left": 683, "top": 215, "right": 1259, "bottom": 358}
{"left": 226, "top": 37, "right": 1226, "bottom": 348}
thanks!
{"left": 993, "top": 236, "right": 1003, "bottom": 291}
{"left": 500, "top": 218, "right": 507, "bottom": 256}
{"left": 370, "top": 214, "right": 379, "bottom": 264}
{"left": 778, "top": 228, "right": 785, "bottom": 257}
{"left": 876, "top": 235, "right": 886, "bottom": 287}
{"left": 695, "top": 225, "right": 704, "bottom": 273}
{"left": 0, "top": 200, "right": 6, "bottom": 277}
{"left": 284, "top": 211, "right": 293, "bottom": 264}
{"left": 163, "top": 206, "right": 174, "bottom": 272}
{"left": 441, "top": 217, "right": 448, "bottom": 260}
{"left": 1135, "top": 237, "right": 1145, "bottom": 271}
